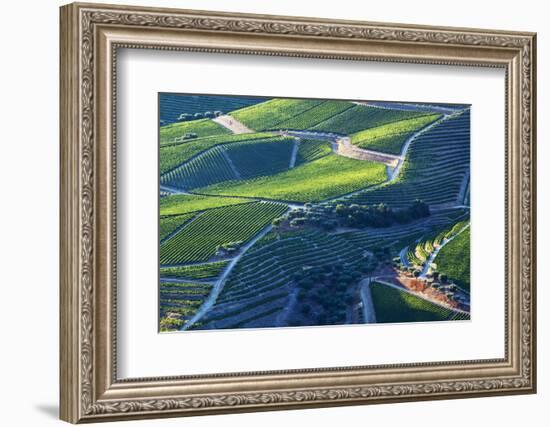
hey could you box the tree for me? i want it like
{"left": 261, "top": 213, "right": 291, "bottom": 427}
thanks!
{"left": 290, "top": 218, "right": 306, "bottom": 227}
{"left": 335, "top": 204, "right": 347, "bottom": 216}
{"left": 272, "top": 217, "right": 283, "bottom": 227}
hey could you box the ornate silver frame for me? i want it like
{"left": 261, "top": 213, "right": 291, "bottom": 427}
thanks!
{"left": 60, "top": 2, "right": 536, "bottom": 423}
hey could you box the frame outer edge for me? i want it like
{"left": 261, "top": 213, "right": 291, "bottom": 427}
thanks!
{"left": 528, "top": 33, "right": 536, "bottom": 393}
{"left": 60, "top": 2, "right": 537, "bottom": 423}
{"left": 60, "top": 3, "right": 81, "bottom": 424}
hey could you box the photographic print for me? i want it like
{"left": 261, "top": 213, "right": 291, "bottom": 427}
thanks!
{"left": 158, "top": 94, "right": 471, "bottom": 332}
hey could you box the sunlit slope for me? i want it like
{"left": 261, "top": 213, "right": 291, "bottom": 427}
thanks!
{"left": 197, "top": 154, "right": 387, "bottom": 203}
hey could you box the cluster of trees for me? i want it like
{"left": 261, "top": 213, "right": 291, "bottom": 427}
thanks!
{"left": 215, "top": 240, "right": 242, "bottom": 255}
{"left": 334, "top": 199, "right": 430, "bottom": 228}
{"left": 272, "top": 200, "right": 430, "bottom": 232}
{"left": 288, "top": 249, "right": 392, "bottom": 327}
{"left": 272, "top": 204, "right": 338, "bottom": 231}
{"left": 178, "top": 110, "right": 223, "bottom": 121}
{"left": 292, "top": 264, "right": 360, "bottom": 326}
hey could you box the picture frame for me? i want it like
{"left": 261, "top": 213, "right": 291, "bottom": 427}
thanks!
{"left": 59, "top": 2, "right": 537, "bottom": 423}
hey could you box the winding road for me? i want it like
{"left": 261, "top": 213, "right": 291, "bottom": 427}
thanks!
{"left": 284, "top": 130, "right": 400, "bottom": 166}
{"left": 419, "top": 222, "right": 471, "bottom": 279}
{"left": 212, "top": 114, "right": 253, "bottom": 134}
{"left": 180, "top": 224, "right": 276, "bottom": 331}
{"left": 359, "top": 278, "right": 377, "bottom": 323}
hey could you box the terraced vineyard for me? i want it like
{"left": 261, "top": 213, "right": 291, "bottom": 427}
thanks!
{"left": 159, "top": 281, "right": 213, "bottom": 331}
{"left": 225, "top": 137, "right": 295, "bottom": 178}
{"left": 159, "top": 194, "right": 252, "bottom": 216}
{"left": 295, "top": 139, "right": 332, "bottom": 165}
{"left": 310, "top": 104, "right": 427, "bottom": 134}
{"left": 231, "top": 99, "right": 323, "bottom": 131}
{"left": 160, "top": 118, "right": 230, "bottom": 145}
{"left": 195, "top": 229, "right": 365, "bottom": 330}
{"left": 341, "top": 209, "right": 469, "bottom": 256}
{"left": 405, "top": 220, "right": 469, "bottom": 267}
{"left": 160, "top": 132, "right": 274, "bottom": 174}
{"left": 274, "top": 100, "right": 353, "bottom": 130}
{"left": 160, "top": 202, "right": 287, "bottom": 265}
{"left": 161, "top": 146, "right": 238, "bottom": 190}
{"left": 159, "top": 213, "right": 196, "bottom": 241}
{"left": 158, "top": 94, "right": 471, "bottom": 331}
{"left": 159, "top": 93, "right": 265, "bottom": 125}
{"left": 350, "top": 114, "right": 441, "bottom": 154}
{"left": 160, "top": 261, "right": 229, "bottom": 280}
{"left": 370, "top": 282, "right": 462, "bottom": 323}
{"left": 435, "top": 227, "right": 471, "bottom": 291}
{"left": 347, "top": 110, "right": 470, "bottom": 208}
{"left": 197, "top": 154, "right": 387, "bottom": 202}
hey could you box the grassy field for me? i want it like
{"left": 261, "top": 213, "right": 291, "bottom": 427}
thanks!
{"left": 160, "top": 118, "right": 230, "bottom": 145}
{"left": 370, "top": 282, "right": 455, "bottom": 323}
{"left": 435, "top": 227, "right": 471, "bottom": 291}
{"left": 159, "top": 194, "right": 253, "bottom": 216}
{"left": 159, "top": 133, "right": 274, "bottom": 174}
{"left": 350, "top": 114, "right": 441, "bottom": 154}
{"left": 160, "top": 202, "right": 287, "bottom": 265}
{"left": 197, "top": 154, "right": 387, "bottom": 202}
{"left": 160, "top": 261, "right": 229, "bottom": 280}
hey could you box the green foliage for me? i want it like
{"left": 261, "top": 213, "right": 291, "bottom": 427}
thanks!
{"left": 350, "top": 114, "right": 441, "bottom": 154}
{"left": 160, "top": 261, "right": 229, "bottom": 279}
{"left": 436, "top": 227, "right": 470, "bottom": 291}
{"left": 198, "top": 154, "right": 387, "bottom": 202}
{"left": 160, "top": 118, "right": 230, "bottom": 145}
{"left": 160, "top": 202, "right": 287, "bottom": 264}
{"left": 275, "top": 100, "right": 353, "bottom": 129}
{"left": 219, "top": 230, "right": 364, "bottom": 310}
{"left": 159, "top": 194, "right": 252, "bottom": 216}
{"left": 295, "top": 139, "right": 333, "bottom": 165}
{"left": 370, "top": 282, "right": 454, "bottom": 323}
{"left": 161, "top": 146, "right": 237, "bottom": 190}
{"left": 407, "top": 220, "right": 469, "bottom": 268}
{"left": 329, "top": 200, "right": 430, "bottom": 229}
{"left": 230, "top": 99, "right": 323, "bottom": 131}
{"left": 225, "top": 137, "right": 295, "bottom": 178}
{"left": 159, "top": 213, "right": 196, "bottom": 241}
{"left": 159, "top": 281, "right": 213, "bottom": 332}
{"left": 159, "top": 133, "right": 274, "bottom": 174}
{"left": 310, "top": 104, "right": 427, "bottom": 135}
{"left": 348, "top": 110, "right": 470, "bottom": 208}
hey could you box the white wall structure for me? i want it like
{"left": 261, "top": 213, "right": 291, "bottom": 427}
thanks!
{"left": 0, "top": 1, "right": 546, "bottom": 426}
